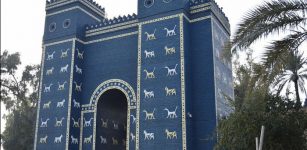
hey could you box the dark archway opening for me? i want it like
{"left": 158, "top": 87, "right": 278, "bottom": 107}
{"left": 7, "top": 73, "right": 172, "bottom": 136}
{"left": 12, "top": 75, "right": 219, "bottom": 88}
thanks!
{"left": 96, "top": 89, "right": 128, "bottom": 150}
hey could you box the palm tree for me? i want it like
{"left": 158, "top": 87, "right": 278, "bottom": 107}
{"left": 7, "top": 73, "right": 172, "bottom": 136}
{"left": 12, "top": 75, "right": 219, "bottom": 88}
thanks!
{"left": 271, "top": 50, "right": 307, "bottom": 107}
{"left": 232, "top": 0, "right": 307, "bottom": 51}
{"left": 229, "top": 0, "right": 307, "bottom": 107}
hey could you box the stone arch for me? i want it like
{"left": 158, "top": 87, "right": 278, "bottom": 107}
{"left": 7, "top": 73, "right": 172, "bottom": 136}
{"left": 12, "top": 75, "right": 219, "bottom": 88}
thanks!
{"left": 91, "top": 79, "right": 137, "bottom": 150}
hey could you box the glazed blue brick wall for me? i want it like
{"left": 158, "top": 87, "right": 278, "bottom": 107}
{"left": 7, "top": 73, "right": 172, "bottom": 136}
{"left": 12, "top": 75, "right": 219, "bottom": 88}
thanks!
{"left": 36, "top": 0, "right": 232, "bottom": 149}
{"left": 183, "top": 16, "right": 193, "bottom": 150}
{"left": 139, "top": 17, "right": 183, "bottom": 150}
{"left": 81, "top": 35, "right": 138, "bottom": 104}
{"left": 68, "top": 40, "right": 84, "bottom": 149}
{"left": 190, "top": 18, "right": 216, "bottom": 149}
{"left": 138, "top": 0, "right": 186, "bottom": 18}
{"left": 36, "top": 41, "right": 73, "bottom": 149}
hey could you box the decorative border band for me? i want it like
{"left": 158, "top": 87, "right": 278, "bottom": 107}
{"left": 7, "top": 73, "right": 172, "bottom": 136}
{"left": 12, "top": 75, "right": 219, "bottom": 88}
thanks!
{"left": 46, "top": 0, "right": 105, "bottom": 18}
{"left": 33, "top": 46, "right": 46, "bottom": 150}
{"left": 46, "top": 6, "right": 101, "bottom": 22}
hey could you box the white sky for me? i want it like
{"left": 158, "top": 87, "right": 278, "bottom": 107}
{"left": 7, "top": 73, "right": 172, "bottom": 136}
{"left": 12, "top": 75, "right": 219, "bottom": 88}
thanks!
{"left": 7, "top": 0, "right": 302, "bottom": 149}
{"left": 1, "top": 0, "right": 265, "bottom": 68}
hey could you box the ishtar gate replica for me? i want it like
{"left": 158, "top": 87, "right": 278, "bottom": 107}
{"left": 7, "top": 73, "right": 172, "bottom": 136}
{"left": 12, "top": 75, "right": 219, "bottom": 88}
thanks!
{"left": 34, "top": 0, "right": 234, "bottom": 149}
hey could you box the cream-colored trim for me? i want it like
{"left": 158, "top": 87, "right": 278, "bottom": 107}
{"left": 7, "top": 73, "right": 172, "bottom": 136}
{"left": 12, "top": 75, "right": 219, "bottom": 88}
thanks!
{"left": 140, "top": 14, "right": 181, "bottom": 25}
{"left": 46, "top": 0, "right": 73, "bottom": 7}
{"left": 190, "top": 2, "right": 211, "bottom": 10}
{"left": 86, "top": 31, "right": 138, "bottom": 44}
{"left": 86, "top": 23, "right": 138, "bottom": 37}
{"left": 190, "top": 16, "right": 211, "bottom": 23}
{"left": 44, "top": 31, "right": 138, "bottom": 46}
{"left": 89, "top": 79, "right": 136, "bottom": 105}
{"left": 65, "top": 39, "right": 76, "bottom": 150}
{"left": 46, "top": 0, "right": 105, "bottom": 18}
{"left": 44, "top": 39, "right": 74, "bottom": 47}
{"left": 79, "top": 111, "right": 84, "bottom": 150}
{"left": 46, "top": 6, "right": 101, "bottom": 22}
{"left": 179, "top": 14, "right": 187, "bottom": 150}
{"left": 33, "top": 46, "right": 46, "bottom": 150}
{"left": 86, "top": 20, "right": 138, "bottom": 34}
{"left": 136, "top": 24, "right": 142, "bottom": 150}
{"left": 190, "top": 6, "right": 211, "bottom": 14}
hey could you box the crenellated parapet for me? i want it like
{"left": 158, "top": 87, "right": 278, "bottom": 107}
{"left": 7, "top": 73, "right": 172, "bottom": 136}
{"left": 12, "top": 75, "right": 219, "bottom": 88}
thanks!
{"left": 85, "top": 13, "right": 138, "bottom": 36}
{"left": 189, "top": 0, "right": 230, "bottom": 33}
{"left": 210, "top": 0, "right": 230, "bottom": 32}
{"left": 46, "top": 0, "right": 106, "bottom": 18}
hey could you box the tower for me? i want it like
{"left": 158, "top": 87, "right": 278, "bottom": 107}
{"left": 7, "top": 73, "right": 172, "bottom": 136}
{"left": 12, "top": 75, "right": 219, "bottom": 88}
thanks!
{"left": 34, "top": 0, "right": 233, "bottom": 150}
{"left": 34, "top": 1, "right": 105, "bottom": 150}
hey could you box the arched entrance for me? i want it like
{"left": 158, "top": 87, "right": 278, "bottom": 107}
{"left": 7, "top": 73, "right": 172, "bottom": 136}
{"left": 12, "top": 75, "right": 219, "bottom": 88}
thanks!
{"left": 95, "top": 89, "right": 128, "bottom": 149}
{"left": 87, "top": 79, "right": 137, "bottom": 150}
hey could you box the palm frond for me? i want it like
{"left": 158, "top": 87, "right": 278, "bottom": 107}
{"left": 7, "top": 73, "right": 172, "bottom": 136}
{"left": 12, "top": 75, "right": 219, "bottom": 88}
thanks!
{"left": 232, "top": 0, "right": 307, "bottom": 51}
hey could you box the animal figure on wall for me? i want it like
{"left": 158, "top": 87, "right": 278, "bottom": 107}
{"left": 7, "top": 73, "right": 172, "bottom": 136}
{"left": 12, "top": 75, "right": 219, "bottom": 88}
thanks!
{"left": 144, "top": 50, "right": 155, "bottom": 58}
{"left": 44, "top": 83, "right": 53, "bottom": 92}
{"left": 71, "top": 135, "right": 78, "bottom": 144}
{"left": 100, "top": 136, "right": 107, "bottom": 144}
{"left": 84, "top": 118, "right": 94, "bottom": 127}
{"left": 144, "top": 89, "right": 155, "bottom": 99}
{"left": 58, "top": 81, "right": 67, "bottom": 91}
{"left": 165, "top": 46, "right": 176, "bottom": 55}
{"left": 165, "top": 86, "right": 177, "bottom": 96}
{"left": 112, "top": 121, "right": 119, "bottom": 130}
{"left": 60, "top": 64, "right": 69, "bottom": 73}
{"left": 46, "top": 67, "right": 54, "bottom": 75}
{"left": 164, "top": 106, "right": 178, "bottom": 119}
{"left": 144, "top": 29, "right": 156, "bottom": 41}
{"left": 75, "top": 65, "right": 82, "bottom": 74}
{"left": 56, "top": 99, "right": 66, "bottom": 108}
{"left": 39, "top": 135, "right": 48, "bottom": 143}
{"left": 74, "top": 81, "right": 82, "bottom": 92}
{"left": 101, "top": 118, "right": 108, "bottom": 128}
{"left": 164, "top": 64, "right": 178, "bottom": 76}
{"left": 165, "top": 129, "right": 177, "bottom": 139}
{"left": 60, "top": 49, "right": 69, "bottom": 58}
{"left": 164, "top": 25, "right": 177, "bottom": 37}
{"left": 76, "top": 49, "right": 84, "bottom": 59}
{"left": 187, "top": 112, "right": 193, "bottom": 118}
{"left": 73, "top": 99, "right": 80, "bottom": 108}
{"left": 144, "top": 68, "right": 156, "bottom": 79}
{"left": 112, "top": 137, "right": 118, "bottom": 145}
{"left": 143, "top": 130, "right": 154, "bottom": 140}
{"left": 143, "top": 109, "right": 156, "bottom": 120}
{"left": 84, "top": 135, "right": 92, "bottom": 144}
{"left": 72, "top": 118, "right": 80, "bottom": 128}
{"left": 130, "top": 133, "right": 136, "bottom": 142}
{"left": 55, "top": 117, "right": 65, "bottom": 127}
{"left": 54, "top": 134, "right": 63, "bottom": 143}
{"left": 46, "top": 51, "right": 55, "bottom": 60}
{"left": 43, "top": 101, "right": 52, "bottom": 109}
{"left": 130, "top": 115, "right": 136, "bottom": 124}
{"left": 40, "top": 118, "right": 50, "bottom": 127}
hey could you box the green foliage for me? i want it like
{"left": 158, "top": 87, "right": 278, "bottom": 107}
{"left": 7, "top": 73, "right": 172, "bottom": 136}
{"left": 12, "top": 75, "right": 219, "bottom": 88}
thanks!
{"left": 1, "top": 50, "right": 40, "bottom": 150}
{"left": 216, "top": 95, "right": 307, "bottom": 150}
{"left": 217, "top": 50, "right": 307, "bottom": 149}
{"left": 271, "top": 50, "right": 307, "bottom": 107}
{"left": 228, "top": 0, "right": 307, "bottom": 105}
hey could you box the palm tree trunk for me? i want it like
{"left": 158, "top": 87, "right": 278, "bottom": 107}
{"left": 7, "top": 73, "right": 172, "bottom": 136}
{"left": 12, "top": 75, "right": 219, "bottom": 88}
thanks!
{"left": 294, "top": 80, "right": 301, "bottom": 108}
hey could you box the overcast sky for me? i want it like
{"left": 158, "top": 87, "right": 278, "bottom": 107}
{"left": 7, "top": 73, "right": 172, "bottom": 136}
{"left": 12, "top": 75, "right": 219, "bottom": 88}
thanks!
{"left": 1, "top": 0, "right": 267, "bottom": 147}
{"left": 2, "top": 0, "right": 265, "bottom": 67}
